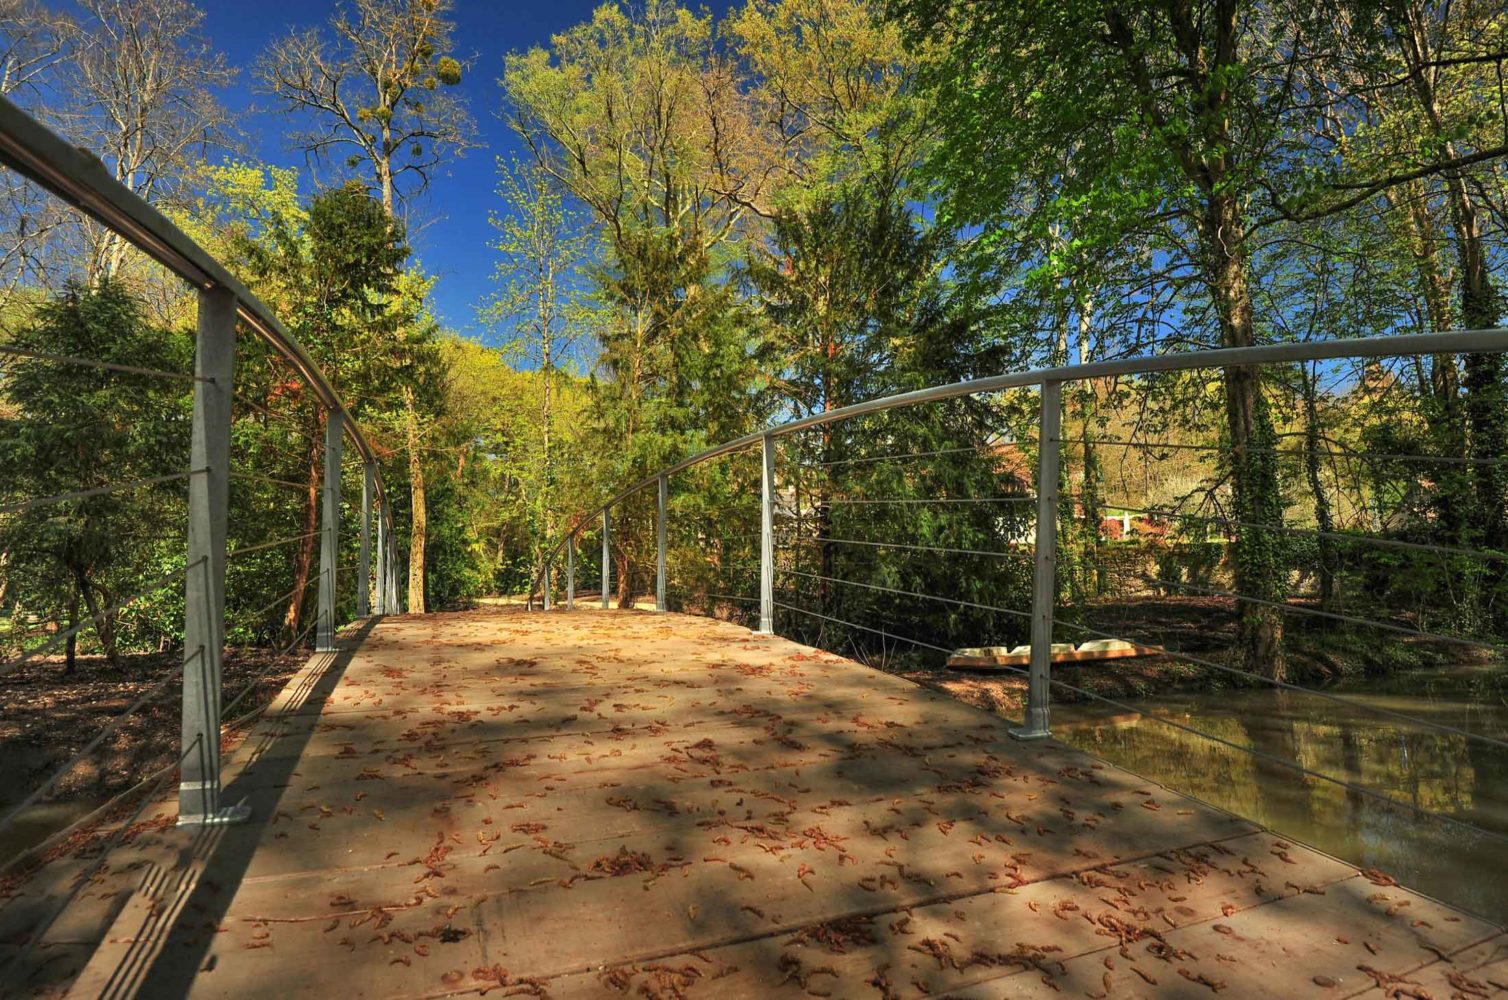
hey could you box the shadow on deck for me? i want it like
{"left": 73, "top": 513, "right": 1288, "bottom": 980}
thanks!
{"left": 7, "top": 607, "right": 1506, "bottom": 998}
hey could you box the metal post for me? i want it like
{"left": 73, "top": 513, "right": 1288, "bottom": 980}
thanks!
{"left": 383, "top": 530, "right": 395, "bottom": 618}
{"left": 601, "top": 508, "right": 611, "bottom": 609}
{"left": 758, "top": 433, "right": 775, "bottom": 634}
{"left": 374, "top": 501, "right": 387, "bottom": 616}
{"left": 178, "top": 285, "right": 246, "bottom": 826}
{"left": 566, "top": 532, "right": 575, "bottom": 609}
{"left": 358, "top": 463, "right": 373, "bottom": 618}
{"left": 1012, "top": 379, "right": 1060, "bottom": 741}
{"left": 656, "top": 475, "right": 667, "bottom": 612}
{"left": 316, "top": 410, "right": 343, "bottom": 651}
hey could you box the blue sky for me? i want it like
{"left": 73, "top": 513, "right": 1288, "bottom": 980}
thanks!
{"left": 197, "top": 0, "right": 738, "bottom": 340}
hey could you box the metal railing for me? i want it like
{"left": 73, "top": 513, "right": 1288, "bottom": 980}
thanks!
{"left": 0, "top": 89, "right": 401, "bottom": 861}
{"left": 529, "top": 328, "right": 1508, "bottom": 881}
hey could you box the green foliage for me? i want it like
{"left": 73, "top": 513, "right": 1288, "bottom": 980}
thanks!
{"left": 0, "top": 281, "right": 192, "bottom": 662}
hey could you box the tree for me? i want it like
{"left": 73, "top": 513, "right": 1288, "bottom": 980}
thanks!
{"left": 55, "top": 0, "right": 234, "bottom": 284}
{"left": 729, "top": 0, "right": 933, "bottom": 205}
{"left": 885, "top": 0, "right": 1336, "bottom": 679}
{"left": 503, "top": 0, "right": 774, "bottom": 602}
{"left": 201, "top": 176, "right": 415, "bottom": 635}
{"left": 0, "top": 281, "right": 190, "bottom": 668}
{"left": 744, "top": 186, "right": 1029, "bottom": 656}
{"left": 0, "top": 1, "right": 76, "bottom": 290}
{"left": 481, "top": 157, "right": 590, "bottom": 591}
{"left": 257, "top": 0, "right": 472, "bottom": 218}
{"left": 259, "top": 0, "right": 474, "bottom": 612}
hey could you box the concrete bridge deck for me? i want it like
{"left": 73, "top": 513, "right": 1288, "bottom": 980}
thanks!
{"left": 7, "top": 607, "right": 1505, "bottom": 998}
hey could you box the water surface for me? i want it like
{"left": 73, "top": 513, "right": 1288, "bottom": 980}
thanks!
{"left": 1050, "top": 668, "right": 1508, "bottom": 924}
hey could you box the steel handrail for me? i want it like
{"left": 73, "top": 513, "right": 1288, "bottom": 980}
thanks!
{"left": 530, "top": 326, "right": 1508, "bottom": 599}
{"left": 0, "top": 95, "right": 392, "bottom": 531}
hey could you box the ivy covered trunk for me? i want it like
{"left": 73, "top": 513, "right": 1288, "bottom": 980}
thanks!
{"left": 1207, "top": 191, "right": 1287, "bottom": 682}
{"left": 1302, "top": 370, "right": 1337, "bottom": 612}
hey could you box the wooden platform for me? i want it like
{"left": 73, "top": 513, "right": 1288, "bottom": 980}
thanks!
{"left": 4, "top": 607, "right": 1504, "bottom": 998}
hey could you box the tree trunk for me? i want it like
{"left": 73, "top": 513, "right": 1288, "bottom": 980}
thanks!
{"left": 65, "top": 592, "right": 78, "bottom": 675}
{"left": 406, "top": 389, "right": 427, "bottom": 614}
{"left": 285, "top": 418, "right": 321, "bottom": 640}
{"left": 1206, "top": 190, "right": 1287, "bottom": 682}
{"left": 1397, "top": 2, "right": 1508, "bottom": 596}
{"left": 1391, "top": 183, "right": 1472, "bottom": 548}
{"left": 71, "top": 565, "right": 120, "bottom": 668}
{"left": 1302, "top": 368, "right": 1337, "bottom": 612}
{"left": 616, "top": 546, "right": 633, "bottom": 609}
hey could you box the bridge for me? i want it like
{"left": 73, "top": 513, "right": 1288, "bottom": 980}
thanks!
{"left": 8, "top": 607, "right": 1504, "bottom": 998}
{"left": 0, "top": 96, "right": 1505, "bottom": 998}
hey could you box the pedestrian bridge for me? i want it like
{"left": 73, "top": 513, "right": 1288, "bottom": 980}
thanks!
{"left": 6, "top": 607, "right": 1502, "bottom": 997}
{"left": 1, "top": 90, "right": 1507, "bottom": 1000}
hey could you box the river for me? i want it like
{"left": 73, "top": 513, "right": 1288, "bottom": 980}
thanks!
{"left": 1049, "top": 665, "right": 1508, "bottom": 924}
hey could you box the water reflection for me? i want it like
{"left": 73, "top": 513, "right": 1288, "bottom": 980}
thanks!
{"left": 1050, "top": 677, "right": 1508, "bottom": 924}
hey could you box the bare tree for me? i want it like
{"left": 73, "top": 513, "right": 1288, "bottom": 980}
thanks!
{"left": 0, "top": 1, "right": 76, "bottom": 290}
{"left": 0, "top": 0, "right": 72, "bottom": 97}
{"left": 258, "top": 0, "right": 474, "bottom": 613}
{"left": 53, "top": 0, "right": 234, "bottom": 283}
{"left": 257, "top": 0, "right": 473, "bottom": 217}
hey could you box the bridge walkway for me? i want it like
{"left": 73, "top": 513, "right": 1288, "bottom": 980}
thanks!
{"left": 11, "top": 607, "right": 1504, "bottom": 998}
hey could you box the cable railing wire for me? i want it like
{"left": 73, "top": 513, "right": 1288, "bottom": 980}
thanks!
{"left": 820, "top": 536, "right": 1032, "bottom": 561}
{"left": 231, "top": 390, "right": 320, "bottom": 444}
{"left": 229, "top": 470, "right": 312, "bottom": 492}
{"left": 1073, "top": 436, "right": 1508, "bottom": 468}
{"left": 226, "top": 530, "right": 320, "bottom": 562}
{"left": 784, "top": 568, "right": 1033, "bottom": 622}
{"left": 0, "top": 343, "right": 207, "bottom": 383}
{"left": 240, "top": 581, "right": 310, "bottom": 624}
{"left": 776, "top": 598, "right": 1506, "bottom": 846}
{"left": 220, "top": 616, "right": 318, "bottom": 723}
{"left": 0, "top": 648, "right": 196, "bottom": 838}
{"left": 0, "top": 735, "right": 204, "bottom": 975}
{"left": 774, "top": 599, "right": 955, "bottom": 654}
{"left": 0, "top": 558, "right": 205, "bottom": 680}
{"left": 994, "top": 654, "right": 1508, "bottom": 847}
{"left": 1095, "top": 501, "right": 1507, "bottom": 563}
{"left": 0, "top": 469, "right": 204, "bottom": 517}
{"left": 1151, "top": 575, "right": 1508, "bottom": 658}
{"left": 822, "top": 496, "right": 1035, "bottom": 506}
{"left": 810, "top": 444, "right": 1001, "bottom": 469}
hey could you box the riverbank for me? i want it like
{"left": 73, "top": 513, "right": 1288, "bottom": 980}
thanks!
{"left": 885, "top": 596, "right": 1506, "bottom": 716}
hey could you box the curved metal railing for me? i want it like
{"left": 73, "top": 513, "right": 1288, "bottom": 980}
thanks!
{"left": 0, "top": 92, "right": 402, "bottom": 850}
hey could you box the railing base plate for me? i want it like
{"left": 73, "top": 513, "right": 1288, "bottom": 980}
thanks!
{"left": 177, "top": 802, "right": 251, "bottom": 827}
{"left": 1008, "top": 726, "right": 1051, "bottom": 742}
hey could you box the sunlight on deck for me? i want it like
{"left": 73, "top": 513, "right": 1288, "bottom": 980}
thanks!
{"left": 8, "top": 607, "right": 1505, "bottom": 998}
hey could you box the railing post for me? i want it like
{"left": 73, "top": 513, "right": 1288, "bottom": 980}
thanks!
{"left": 601, "top": 508, "right": 611, "bottom": 609}
{"left": 566, "top": 532, "right": 575, "bottom": 609}
{"left": 374, "top": 501, "right": 387, "bottom": 615}
{"left": 178, "top": 285, "right": 246, "bottom": 826}
{"left": 656, "top": 475, "right": 668, "bottom": 612}
{"left": 758, "top": 433, "right": 775, "bottom": 634}
{"left": 1012, "top": 379, "right": 1061, "bottom": 741}
{"left": 316, "top": 409, "right": 343, "bottom": 651}
{"left": 385, "top": 530, "right": 399, "bottom": 614}
{"left": 358, "top": 462, "right": 373, "bottom": 618}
